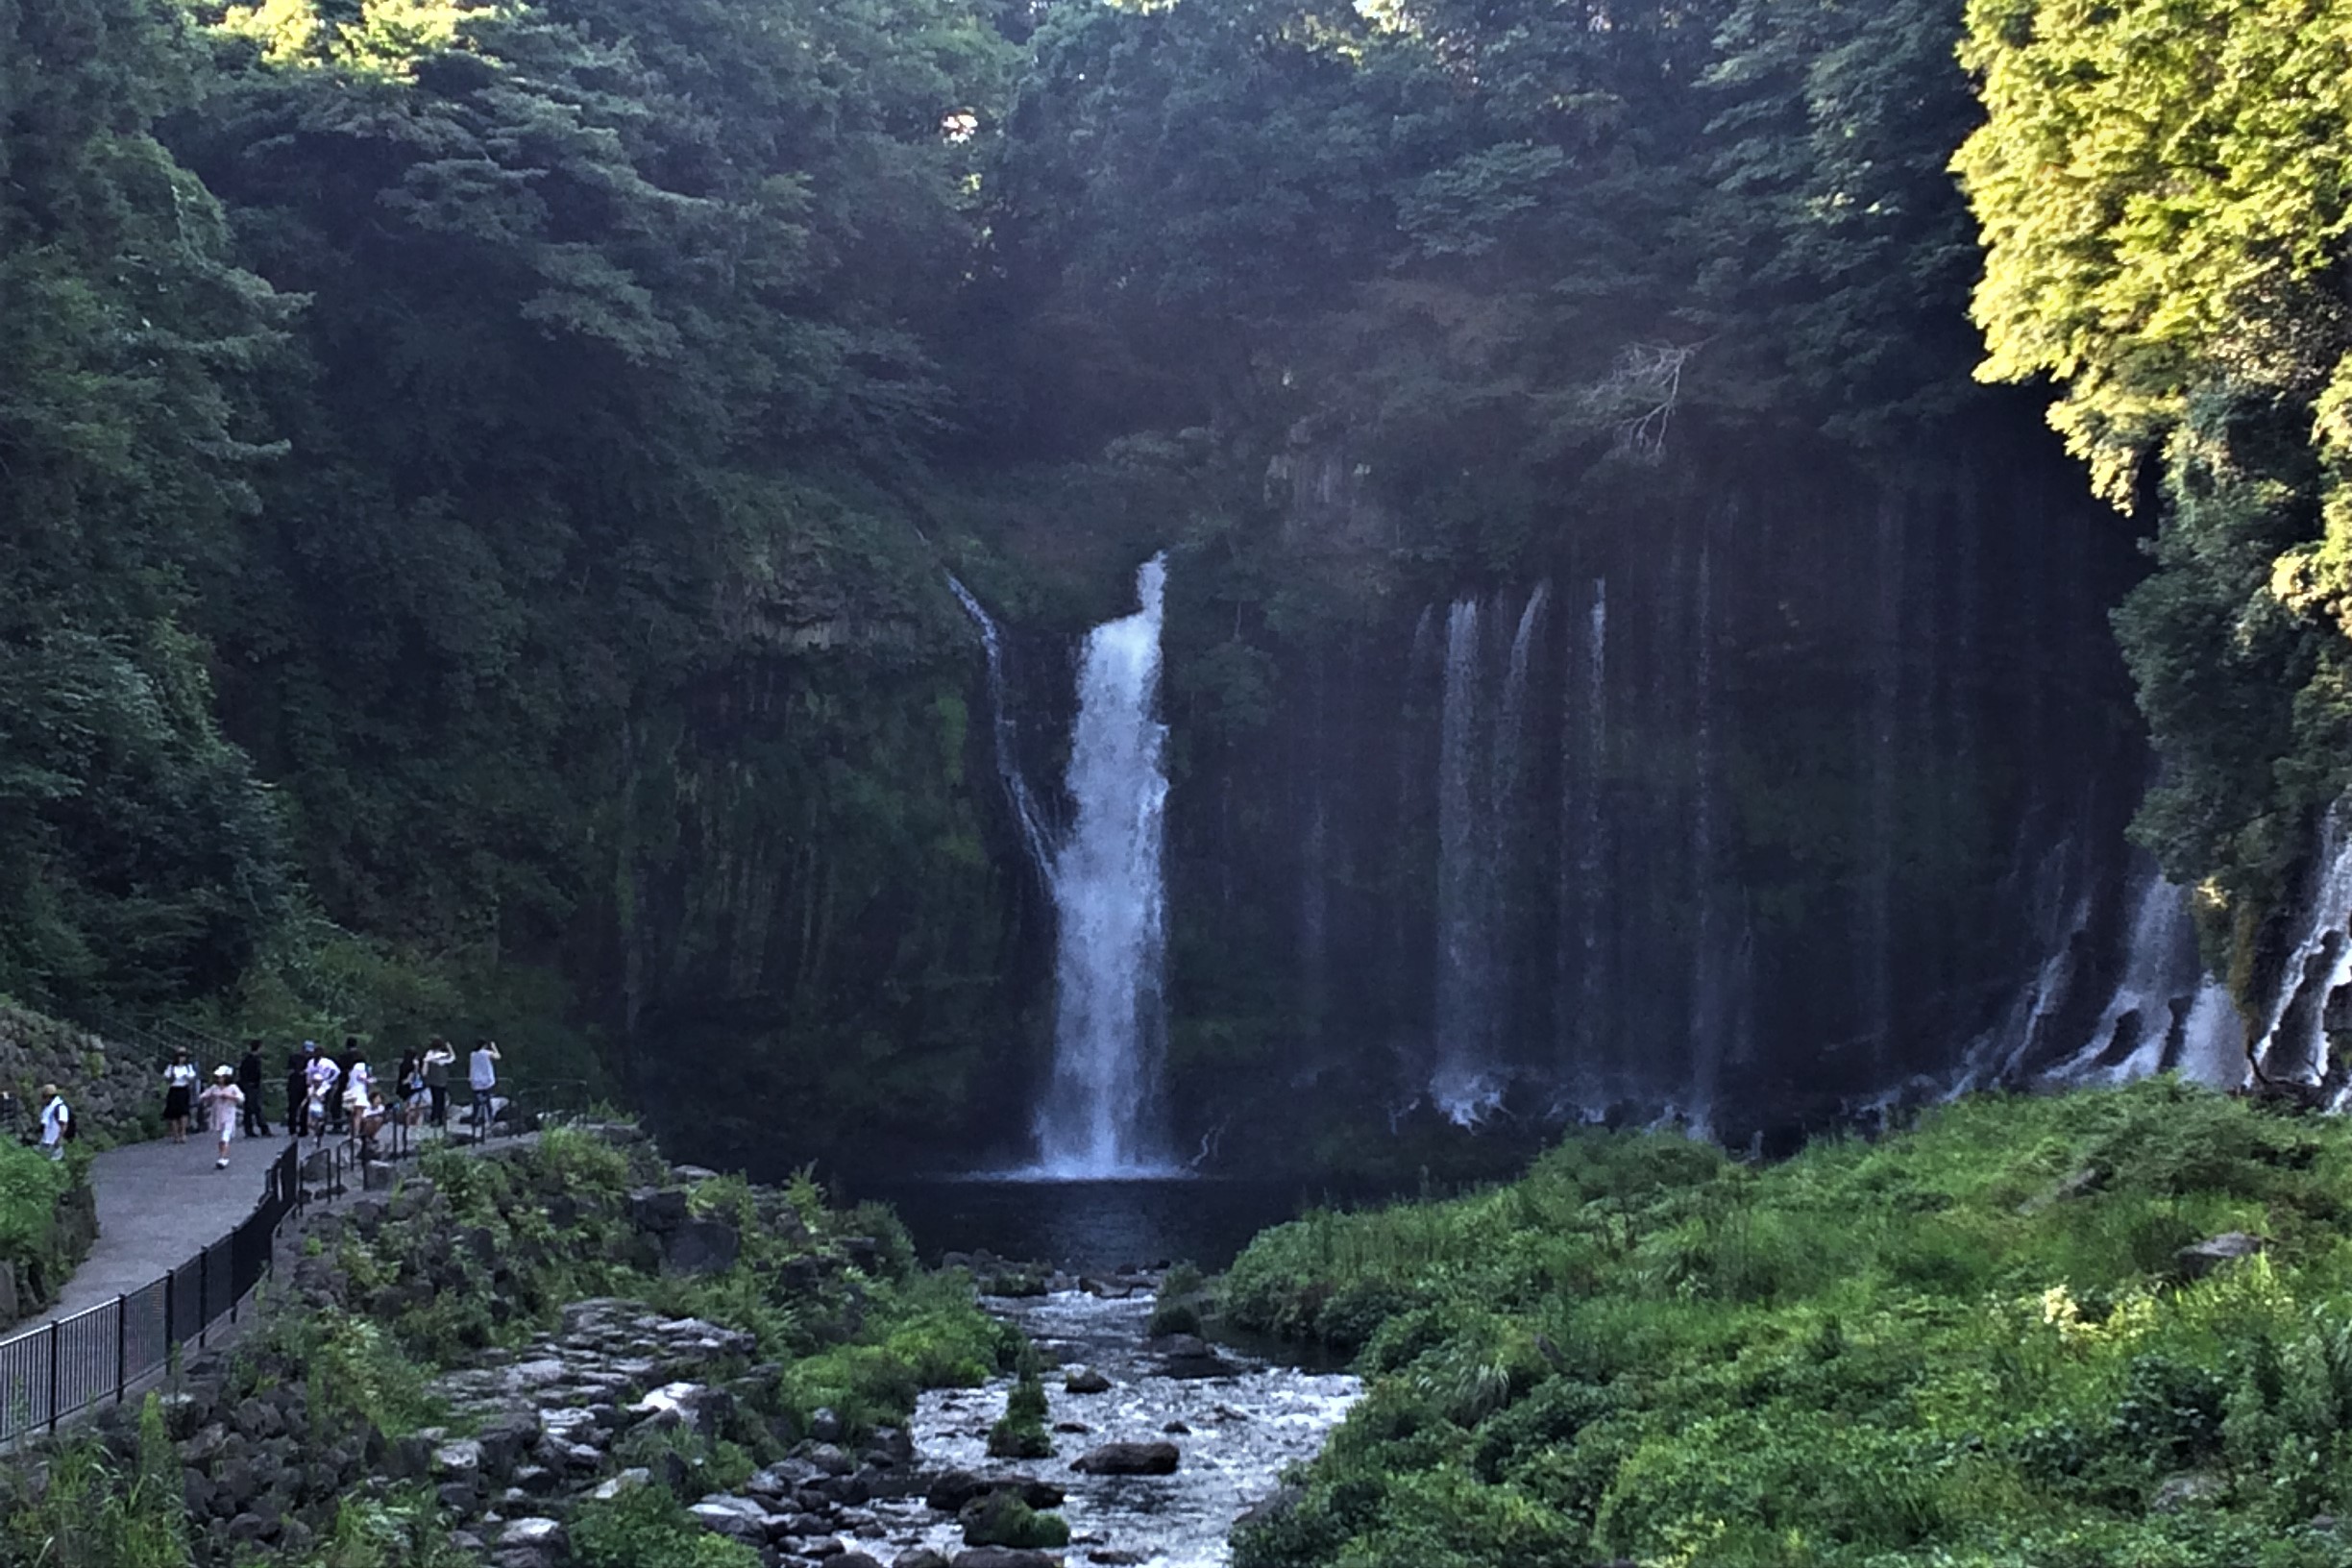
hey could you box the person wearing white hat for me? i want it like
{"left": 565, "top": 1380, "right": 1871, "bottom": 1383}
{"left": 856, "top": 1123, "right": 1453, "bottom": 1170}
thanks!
{"left": 199, "top": 1066, "right": 245, "bottom": 1169}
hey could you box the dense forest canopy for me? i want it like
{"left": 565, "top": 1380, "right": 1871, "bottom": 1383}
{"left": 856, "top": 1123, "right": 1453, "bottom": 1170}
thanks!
{"left": 2, "top": 0, "right": 2347, "bottom": 1145}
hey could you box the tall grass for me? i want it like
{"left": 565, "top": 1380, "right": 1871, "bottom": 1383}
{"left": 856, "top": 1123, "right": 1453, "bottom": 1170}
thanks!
{"left": 1227, "top": 1080, "right": 2352, "bottom": 1568}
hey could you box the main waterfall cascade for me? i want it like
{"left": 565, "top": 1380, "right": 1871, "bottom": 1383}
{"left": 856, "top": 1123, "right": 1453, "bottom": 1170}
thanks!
{"left": 958, "top": 556, "right": 1176, "bottom": 1176}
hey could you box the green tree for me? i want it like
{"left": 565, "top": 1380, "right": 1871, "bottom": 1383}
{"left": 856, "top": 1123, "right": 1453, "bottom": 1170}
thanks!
{"left": 0, "top": 0, "right": 296, "bottom": 1009}
{"left": 1955, "top": 0, "right": 2352, "bottom": 942}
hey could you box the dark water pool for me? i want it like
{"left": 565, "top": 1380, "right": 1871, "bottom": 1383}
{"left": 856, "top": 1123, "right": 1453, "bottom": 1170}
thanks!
{"left": 831, "top": 1175, "right": 1393, "bottom": 1272}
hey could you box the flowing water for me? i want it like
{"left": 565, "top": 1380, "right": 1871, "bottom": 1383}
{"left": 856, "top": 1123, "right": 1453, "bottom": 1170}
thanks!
{"left": 1432, "top": 597, "right": 1493, "bottom": 1122}
{"left": 2251, "top": 807, "right": 2352, "bottom": 1089}
{"left": 949, "top": 576, "right": 1058, "bottom": 879}
{"left": 873, "top": 1289, "right": 1360, "bottom": 1568}
{"left": 1037, "top": 554, "right": 1175, "bottom": 1175}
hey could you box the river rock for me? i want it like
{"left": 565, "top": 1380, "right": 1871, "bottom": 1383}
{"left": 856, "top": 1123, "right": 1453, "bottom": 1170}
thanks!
{"left": 925, "top": 1470, "right": 1066, "bottom": 1511}
{"left": 960, "top": 1490, "right": 1062, "bottom": 1547}
{"left": 1063, "top": 1368, "right": 1113, "bottom": 1395}
{"left": 432, "top": 1439, "right": 484, "bottom": 1480}
{"left": 950, "top": 1551, "right": 1059, "bottom": 1568}
{"left": 1148, "top": 1334, "right": 1236, "bottom": 1378}
{"left": 688, "top": 1497, "right": 771, "bottom": 1542}
{"left": 500, "top": 1519, "right": 567, "bottom": 1552}
{"left": 1072, "top": 1442, "right": 1180, "bottom": 1477}
{"left": 831, "top": 1554, "right": 887, "bottom": 1568}
{"left": 894, "top": 1552, "right": 951, "bottom": 1568}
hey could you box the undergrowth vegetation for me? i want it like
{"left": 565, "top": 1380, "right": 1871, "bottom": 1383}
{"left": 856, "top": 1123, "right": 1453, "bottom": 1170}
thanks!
{"left": 1227, "top": 1081, "right": 2352, "bottom": 1568}
{"left": 0, "top": 1137, "right": 82, "bottom": 1317}
{"left": 0, "top": 1127, "right": 1013, "bottom": 1568}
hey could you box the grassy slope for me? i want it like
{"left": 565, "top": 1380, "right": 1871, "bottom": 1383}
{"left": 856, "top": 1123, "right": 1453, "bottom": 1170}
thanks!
{"left": 1225, "top": 1081, "right": 2352, "bottom": 1568}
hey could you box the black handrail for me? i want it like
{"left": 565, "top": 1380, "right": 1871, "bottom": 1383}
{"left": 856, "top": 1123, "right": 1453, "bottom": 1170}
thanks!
{"left": 0, "top": 1140, "right": 301, "bottom": 1447}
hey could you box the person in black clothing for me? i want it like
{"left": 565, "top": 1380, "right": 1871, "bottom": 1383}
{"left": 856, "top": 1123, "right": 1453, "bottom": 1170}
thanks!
{"left": 236, "top": 1040, "right": 271, "bottom": 1138}
{"left": 285, "top": 1050, "right": 308, "bottom": 1138}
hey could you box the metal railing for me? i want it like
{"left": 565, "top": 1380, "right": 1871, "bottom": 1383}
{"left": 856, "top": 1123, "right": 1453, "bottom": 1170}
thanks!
{"left": 0, "top": 1141, "right": 302, "bottom": 1446}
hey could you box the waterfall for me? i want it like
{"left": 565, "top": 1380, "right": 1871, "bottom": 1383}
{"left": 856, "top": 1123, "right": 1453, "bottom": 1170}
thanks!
{"left": 948, "top": 576, "right": 1055, "bottom": 880}
{"left": 2174, "top": 981, "right": 2247, "bottom": 1089}
{"left": 1688, "top": 539, "right": 1727, "bottom": 1125}
{"left": 1034, "top": 554, "right": 1174, "bottom": 1175}
{"left": 1864, "top": 502, "right": 1903, "bottom": 1066}
{"left": 2056, "top": 862, "right": 2222, "bottom": 1084}
{"left": 1494, "top": 585, "right": 1550, "bottom": 829}
{"left": 2249, "top": 808, "right": 2352, "bottom": 1087}
{"left": 1553, "top": 578, "right": 1610, "bottom": 1106}
{"left": 1432, "top": 597, "right": 1498, "bottom": 1123}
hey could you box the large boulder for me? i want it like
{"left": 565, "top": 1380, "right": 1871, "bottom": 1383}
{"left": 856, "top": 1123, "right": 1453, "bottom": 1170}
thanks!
{"left": 629, "top": 1188, "right": 691, "bottom": 1234}
{"left": 924, "top": 1471, "right": 1064, "bottom": 1512}
{"left": 2175, "top": 1232, "right": 2264, "bottom": 1281}
{"left": 1071, "top": 1442, "right": 1180, "bottom": 1477}
{"left": 687, "top": 1496, "right": 771, "bottom": 1543}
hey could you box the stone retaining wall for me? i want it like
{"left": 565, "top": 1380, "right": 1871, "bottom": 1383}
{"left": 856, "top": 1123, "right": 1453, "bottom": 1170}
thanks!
{"left": 0, "top": 1003, "right": 159, "bottom": 1145}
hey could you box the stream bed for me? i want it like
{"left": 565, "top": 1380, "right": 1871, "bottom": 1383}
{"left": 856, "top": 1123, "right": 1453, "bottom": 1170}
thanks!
{"left": 873, "top": 1288, "right": 1360, "bottom": 1567}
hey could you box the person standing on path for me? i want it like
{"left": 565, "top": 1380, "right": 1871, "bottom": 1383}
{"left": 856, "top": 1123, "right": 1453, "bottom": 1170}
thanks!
{"left": 423, "top": 1039, "right": 454, "bottom": 1129}
{"left": 161, "top": 1047, "right": 197, "bottom": 1143}
{"left": 341, "top": 1057, "right": 374, "bottom": 1144}
{"left": 331, "top": 1038, "right": 361, "bottom": 1134}
{"left": 395, "top": 1049, "right": 423, "bottom": 1120}
{"left": 199, "top": 1065, "right": 244, "bottom": 1170}
{"left": 304, "top": 1042, "right": 339, "bottom": 1145}
{"left": 236, "top": 1040, "right": 271, "bottom": 1138}
{"left": 37, "top": 1084, "right": 70, "bottom": 1161}
{"left": 284, "top": 1050, "right": 308, "bottom": 1138}
{"left": 468, "top": 1038, "right": 502, "bottom": 1136}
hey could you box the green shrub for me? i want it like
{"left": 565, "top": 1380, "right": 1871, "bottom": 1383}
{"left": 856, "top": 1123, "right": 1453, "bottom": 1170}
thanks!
{"left": 571, "top": 1483, "right": 760, "bottom": 1568}
{"left": 0, "top": 1139, "right": 77, "bottom": 1308}
{"left": 4, "top": 1395, "right": 190, "bottom": 1568}
{"left": 988, "top": 1351, "right": 1053, "bottom": 1459}
{"left": 960, "top": 1489, "right": 1072, "bottom": 1549}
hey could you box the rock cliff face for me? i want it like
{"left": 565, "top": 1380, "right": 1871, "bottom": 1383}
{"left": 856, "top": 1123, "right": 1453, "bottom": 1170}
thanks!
{"left": 1152, "top": 429, "right": 2167, "bottom": 1164}
{"left": 625, "top": 421, "right": 2203, "bottom": 1178}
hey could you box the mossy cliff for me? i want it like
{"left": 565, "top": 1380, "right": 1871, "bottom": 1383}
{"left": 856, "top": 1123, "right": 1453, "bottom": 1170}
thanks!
{"left": 1221, "top": 1081, "right": 2352, "bottom": 1568}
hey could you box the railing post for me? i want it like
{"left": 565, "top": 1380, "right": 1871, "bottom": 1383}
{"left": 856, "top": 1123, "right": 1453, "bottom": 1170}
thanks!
{"left": 198, "top": 1248, "right": 209, "bottom": 1349}
{"left": 46, "top": 1319, "right": 60, "bottom": 1433}
{"left": 115, "top": 1293, "right": 128, "bottom": 1406}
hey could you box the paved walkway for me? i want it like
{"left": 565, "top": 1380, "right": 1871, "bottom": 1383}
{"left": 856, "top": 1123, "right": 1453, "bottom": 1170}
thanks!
{"left": 44, "top": 1131, "right": 302, "bottom": 1321}
{"left": 11, "top": 1108, "right": 533, "bottom": 1339}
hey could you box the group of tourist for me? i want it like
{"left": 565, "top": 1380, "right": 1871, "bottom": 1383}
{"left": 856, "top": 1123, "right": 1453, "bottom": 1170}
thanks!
{"left": 21, "top": 1035, "right": 508, "bottom": 1170}
{"left": 155, "top": 1035, "right": 505, "bottom": 1169}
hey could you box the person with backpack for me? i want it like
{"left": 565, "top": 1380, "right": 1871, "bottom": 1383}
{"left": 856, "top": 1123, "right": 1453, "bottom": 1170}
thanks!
{"left": 38, "top": 1084, "right": 71, "bottom": 1161}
